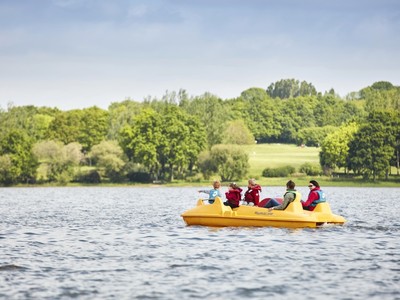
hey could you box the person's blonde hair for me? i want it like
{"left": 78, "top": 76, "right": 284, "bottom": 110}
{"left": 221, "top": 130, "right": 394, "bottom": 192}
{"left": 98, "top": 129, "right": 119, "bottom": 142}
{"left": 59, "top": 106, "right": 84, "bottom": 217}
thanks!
{"left": 248, "top": 178, "right": 256, "bottom": 186}
{"left": 213, "top": 180, "right": 221, "bottom": 189}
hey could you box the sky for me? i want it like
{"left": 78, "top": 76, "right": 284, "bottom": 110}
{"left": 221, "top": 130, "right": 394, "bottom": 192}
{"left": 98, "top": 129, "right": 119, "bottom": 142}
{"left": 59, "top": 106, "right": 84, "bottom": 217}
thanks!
{"left": 0, "top": 0, "right": 399, "bottom": 110}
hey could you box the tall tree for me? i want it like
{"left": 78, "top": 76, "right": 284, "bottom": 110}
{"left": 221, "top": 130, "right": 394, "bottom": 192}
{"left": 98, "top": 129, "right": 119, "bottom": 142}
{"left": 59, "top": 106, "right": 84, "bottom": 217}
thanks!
{"left": 198, "top": 144, "right": 249, "bottom": 181}
{"left": 234, "top": 88, "right": 282, "bottom": 142}
{"left": 33, "top": 140, "right": 83, "bottom": 182}
{"left": 360, "top": 81, "right": 400, "bottom": 113}
{"left": 119, "top": 108, "right": 163, "bottom": 180}
{"left": 0, "top": 105, "right": 58, "bottom": 142}
{"left": 90, "top": 140, "right": 126, "bottom": 181}
{"left": 222, "top": 119, "right": 255, "bottom": 145}
{"left": 47, "top": 110, "right": 83, "bottom": 145}
{"left": 157, "top": 104, "right": 206, "bottom": 181}
{"left": 107, "top": 100, "right": 143, "bottom": 140}
{"left": 47, "top": 107, "right": 108, "bottom": 151}
{"left": 319, "top": 122, "right": 359, "bottom": 173}
{"left": 0, "top": 129, "right": 38, "bottom": 184}
{"left": 277, "top": 96, "right": 317, "bottom": 143}
{"left": 296, "top": 125, "right": 337, "bottom": 147}
{"left": 79, "top": 107, "right": 109, "bottom": 151}
{"left": 181, "top": 93, "right": 228, "bottom": 147}
{"left": 266, "top": 79, "right": 317, "bottom": 99}
{"left": 347, "top": 111, "right": 395, "bottom": 180}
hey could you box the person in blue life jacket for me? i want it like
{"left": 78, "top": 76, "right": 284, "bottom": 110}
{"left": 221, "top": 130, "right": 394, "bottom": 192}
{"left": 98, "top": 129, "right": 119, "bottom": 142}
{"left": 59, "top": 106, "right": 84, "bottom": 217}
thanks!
{"left": 264, "top": 180, "right": 297, "bottom": 210}
{"left": 301, "top": 180, "right": 326, "bottom": 211}
{"left": 198, "top": 180, "right": 222, "bottom": 204}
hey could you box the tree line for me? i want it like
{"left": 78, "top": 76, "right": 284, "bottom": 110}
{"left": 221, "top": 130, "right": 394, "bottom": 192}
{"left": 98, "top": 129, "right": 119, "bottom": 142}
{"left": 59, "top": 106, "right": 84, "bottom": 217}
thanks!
{"left": 0, "top": 79, "right": 399, "bottom": 185}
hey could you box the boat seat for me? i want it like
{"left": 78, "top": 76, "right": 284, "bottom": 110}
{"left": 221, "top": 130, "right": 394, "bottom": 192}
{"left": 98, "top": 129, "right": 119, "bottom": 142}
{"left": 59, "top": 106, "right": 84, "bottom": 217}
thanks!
{"left": 284, "top": 192, "right": 303, "bottom": 213}
{"left": 313, "top": 202, "right": 332, "bottom": 214}
{"left": 285, "top": 200, "right": 303, "bottom": 213}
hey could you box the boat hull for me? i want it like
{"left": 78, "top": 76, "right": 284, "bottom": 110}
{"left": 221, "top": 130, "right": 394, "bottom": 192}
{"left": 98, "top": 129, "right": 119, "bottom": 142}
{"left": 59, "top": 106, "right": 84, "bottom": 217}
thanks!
{"left": 181, "top": 197, "right": 346, "bottom": 228}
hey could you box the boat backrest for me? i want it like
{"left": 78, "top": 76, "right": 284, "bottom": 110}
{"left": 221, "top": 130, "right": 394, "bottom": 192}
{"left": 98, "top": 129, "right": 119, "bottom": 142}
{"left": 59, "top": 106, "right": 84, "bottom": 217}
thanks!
{"left": 196, "top": 199, "right": 205, "bottom": 206}
{"left": 313, "top": 202, "right": 332, "bottom": 214}
{"left": 284, "top": 192, "right": 303, "bottom": 213}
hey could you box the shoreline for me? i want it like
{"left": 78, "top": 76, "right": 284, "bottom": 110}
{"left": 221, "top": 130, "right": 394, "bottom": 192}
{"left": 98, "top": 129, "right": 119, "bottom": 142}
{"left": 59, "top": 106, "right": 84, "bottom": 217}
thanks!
{"left": 3, "top": 177, "right": 400, "bottom": 188}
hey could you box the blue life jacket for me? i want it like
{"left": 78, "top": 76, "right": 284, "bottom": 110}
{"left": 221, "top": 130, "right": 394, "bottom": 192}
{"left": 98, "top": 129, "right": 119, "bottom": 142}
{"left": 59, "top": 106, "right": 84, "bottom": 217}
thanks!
{"left": 208, "top": 189, "right": 222, "bottom": 204}
{"left": 310, "top": 190, "right": 327, "bottom": 207}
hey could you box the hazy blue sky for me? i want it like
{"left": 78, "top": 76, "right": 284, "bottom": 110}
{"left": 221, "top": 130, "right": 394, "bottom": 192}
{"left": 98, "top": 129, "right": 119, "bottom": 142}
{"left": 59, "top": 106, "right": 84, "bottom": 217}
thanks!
{"left": 1, "top": 0, "right": 399, "bottom": 110}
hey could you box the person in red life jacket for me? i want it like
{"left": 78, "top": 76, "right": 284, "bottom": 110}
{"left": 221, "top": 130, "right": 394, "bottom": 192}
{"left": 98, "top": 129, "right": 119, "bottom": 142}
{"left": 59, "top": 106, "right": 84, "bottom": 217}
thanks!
{"left": 243, "top": 178, "right": 262, "bottom": 206}
{"left": 224, "top": 182, "right": 243, "bottom": 209}
{"left": 301, "top": 180, "right": 327, "bottom": 211}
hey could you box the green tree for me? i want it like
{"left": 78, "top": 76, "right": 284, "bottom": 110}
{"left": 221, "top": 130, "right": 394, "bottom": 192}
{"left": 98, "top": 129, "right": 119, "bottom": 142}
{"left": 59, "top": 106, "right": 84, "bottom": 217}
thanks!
{"left": 107, "top": 100, "right": 143, "bottom": 140}
{"left": 197, "top": 151, "right": 217, "bottom": 180}
{"left": 90, "top": 140, "right": 126, "bottom": 181}
{"left": 0, "top": 129, "right": 38, "bottom": 184}
{"left": 223, "top": 119, "right": 255, "bottom": 145}
{"left": 299, "top": 163, "right": 322, "bottom": 176}
{"left": 47, "top": 107, "right": 108, "bottom": 151}
{"left": 47, "top": 110, "right": 83, "bottom": 145}
{"left": 157, "top": 104, "right": 206, "bottom": 181}
{"left": 119, "top": 104, "right": 206, "bottom": 181}
{"left": 234, "top": 88, "right": 282, "bottom": 142}
{"left": 277, "top": 96, "right": 317, "bottom": 143}
{"left": 370, "top": 81, "right": 394, "bottom": 90}
{"left": 266, "top": 79, "right": 317, "bottom": 99}
{"left": 296, "top": 125, "right": 337, "bottom": 147}
{"left": 347, "top": 111, "right": 395, "bottom": 180}
{"left": 181, "top": 92, "right": 228, "bottom": 147}
{"left": 33, "top": 140, "right": 83, "bottom": 182}
{"left": 311, "top": 94, "right": 365, "bottom": 127}
{"left": 79, "top": 107, "right": 109, "bottom": 151}
{"left": 0, "top": 154, "right": 17, "bottom": 184}
{"left": 199, "top": 144, "right": 249, "bottom": 181}
{"left": 360, "top": 81, "right": 400, "bottom": 113}
{"left": 31, "top": 114, "right": 55, "bottom": 141}
{"left": 0, "top": 105, "right": 58, "bottom": 142}
{"left": 320, "top": 122, "right": 359, "bottom": 174}
{"left": 119, "top": 108, "right": 163, "bottom": 180}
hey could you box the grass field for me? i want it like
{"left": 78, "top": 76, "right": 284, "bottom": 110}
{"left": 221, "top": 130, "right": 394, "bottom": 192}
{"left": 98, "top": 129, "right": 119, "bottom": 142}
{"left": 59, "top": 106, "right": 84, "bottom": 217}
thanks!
{"left": 233, "top": 143, "right": 400, "bottom": 187}
{"left": 242, "top": 143, "right": 320, "bottom": 176}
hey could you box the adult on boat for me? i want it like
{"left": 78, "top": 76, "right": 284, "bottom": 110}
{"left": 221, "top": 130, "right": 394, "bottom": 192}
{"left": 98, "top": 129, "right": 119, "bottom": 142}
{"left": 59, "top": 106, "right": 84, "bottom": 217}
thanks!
{"left": 243, "top": 178, "right": 262, "bottom": 206}
{"left": 224, "top": 182, "right": 243, "bottom": 209}
{"left": 265, "top": 180, "right": 298, "bottom": 211}
{"left": 301, "top": 180, "right": 326, "bottom": 211}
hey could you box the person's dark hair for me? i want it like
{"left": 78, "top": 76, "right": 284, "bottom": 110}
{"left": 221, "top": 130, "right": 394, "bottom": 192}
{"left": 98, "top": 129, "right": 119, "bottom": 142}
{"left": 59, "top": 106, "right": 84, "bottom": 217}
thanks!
{"left": 286, "top": 180, "right": 295, "bottom": 189}
{"left": 229, "top": 182, "right": 239, "bottom": 189}
{"left": 309, "top": 180, "right": 320, "bottom": 188}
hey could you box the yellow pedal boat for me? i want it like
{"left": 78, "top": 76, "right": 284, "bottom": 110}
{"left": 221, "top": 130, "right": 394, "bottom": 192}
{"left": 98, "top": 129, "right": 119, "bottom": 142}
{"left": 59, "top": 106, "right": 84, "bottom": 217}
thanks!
{"left": 181, "top": 195, "right": 346, "bottom": 229}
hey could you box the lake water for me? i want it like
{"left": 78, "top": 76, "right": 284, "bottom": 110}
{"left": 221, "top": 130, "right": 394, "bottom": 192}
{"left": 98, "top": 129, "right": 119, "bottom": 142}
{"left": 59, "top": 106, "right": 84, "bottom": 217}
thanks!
{"left": 0, "top": 186, "right": 399, "bottom": 299}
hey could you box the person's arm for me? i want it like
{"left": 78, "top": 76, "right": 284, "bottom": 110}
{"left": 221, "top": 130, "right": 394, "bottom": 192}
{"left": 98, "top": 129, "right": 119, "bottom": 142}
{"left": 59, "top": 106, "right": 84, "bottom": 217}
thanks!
{"left": 302, "top": 191, "right": 318, "bottom": 207}
{"left": 198, "top": 189, "right": 210, "bottom": 194}
{"left": 270, "top": 193, "right": 294, "bottom": 210}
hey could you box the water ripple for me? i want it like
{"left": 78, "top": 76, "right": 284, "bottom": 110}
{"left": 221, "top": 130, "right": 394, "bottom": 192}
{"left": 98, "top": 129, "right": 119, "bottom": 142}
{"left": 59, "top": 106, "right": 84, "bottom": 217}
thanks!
{"left": 0, "top": 186, "right": 399, "bottom": 299}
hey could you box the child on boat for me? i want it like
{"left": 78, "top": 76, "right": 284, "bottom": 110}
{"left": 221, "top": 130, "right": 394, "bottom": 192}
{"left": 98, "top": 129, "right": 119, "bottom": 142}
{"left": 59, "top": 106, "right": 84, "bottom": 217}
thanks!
{"left": 198, "top": 180, "right": 222, "bottom": 204}
{"left": 243, "top": 178, "right": 262, "bottom": 206}
{"left": 224, "top": 182, "right": 243, "bottom": 208}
